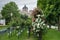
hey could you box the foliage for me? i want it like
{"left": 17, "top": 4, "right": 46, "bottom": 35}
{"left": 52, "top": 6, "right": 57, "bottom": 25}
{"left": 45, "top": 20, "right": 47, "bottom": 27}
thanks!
{"left": 32, "top": 14, "right": 47, "bottom": 37}
{"left": 26, "top": 18, "right": 32, "bottom": 26}
{"left": 37, "top": 0, "right": 60, "bottom": 27}
{"left": 0, "top": 27, "right": 37, "bottom": 40}
{"left": 1, "top": 2, "right": 19, "bottom": 24}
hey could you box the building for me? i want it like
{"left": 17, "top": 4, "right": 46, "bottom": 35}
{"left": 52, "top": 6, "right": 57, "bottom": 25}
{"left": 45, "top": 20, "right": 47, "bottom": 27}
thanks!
{"left": 21, "top": 5, "right": 28, "bottom": 15}
{"left": 20, "top": 5, "right": 33, "bottom": 17}
{"left": 0, "top": 19, "right": 5, "bottom": 25}
{"left": 28, "top": 10, "right": 33, "bottom": 17}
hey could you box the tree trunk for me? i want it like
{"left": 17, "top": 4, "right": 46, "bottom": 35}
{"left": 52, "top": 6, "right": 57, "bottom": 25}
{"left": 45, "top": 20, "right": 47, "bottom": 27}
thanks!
{"left": 38, "top": 29, "right": 43, "bottom": 40}
{"left": 58, "top": 16, "right": 60, "bottom": 31}
{"left": 49, "top": 24, "right": 51, "bottom": 29}
{"left": 5, "top": 17, "right": 11, "bottom": 25}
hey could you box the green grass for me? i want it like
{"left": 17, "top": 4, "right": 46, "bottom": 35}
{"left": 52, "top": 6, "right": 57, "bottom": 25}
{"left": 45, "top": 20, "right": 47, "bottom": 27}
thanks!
{"left": 0, "top": 28, "right": 37, "bottom": 40}
{"left": 0, "top": 26, "right": 60, "bottom": 40}
{"left": 0, "top": 25, "right": 8, "bottom": 30}
{"left": 43, "top": 29, "right": 60, "bottom": 40}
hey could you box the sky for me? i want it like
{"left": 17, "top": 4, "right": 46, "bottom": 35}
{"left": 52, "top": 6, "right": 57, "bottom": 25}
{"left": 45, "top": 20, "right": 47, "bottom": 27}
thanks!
{"left": 0, "top": 0, "right": 37, "bottom": 11}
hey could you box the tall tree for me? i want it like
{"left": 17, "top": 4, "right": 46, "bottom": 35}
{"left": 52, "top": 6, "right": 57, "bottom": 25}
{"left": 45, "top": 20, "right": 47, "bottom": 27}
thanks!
{"left": 37, "top": 0, "right": 60, "bottom": 29}
{"left": 1, "top": 2, "right": 19, "bottom": 25}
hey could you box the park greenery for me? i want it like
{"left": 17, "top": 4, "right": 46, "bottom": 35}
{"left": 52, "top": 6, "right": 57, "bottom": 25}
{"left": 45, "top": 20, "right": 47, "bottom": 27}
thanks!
{"left": 1, "top": 1, "right": 32, "bottom": 28}
{"left": 0, "top": 0, "right": 60, "bottom": 40}
{"left": 37, "top": 0, "right": 60, "bottom": 30}
{"left": 0, "top": 1, "right": 32, "bottom": 39}
{"left": 1, "top": 2, "right": 20, "bottom": 25}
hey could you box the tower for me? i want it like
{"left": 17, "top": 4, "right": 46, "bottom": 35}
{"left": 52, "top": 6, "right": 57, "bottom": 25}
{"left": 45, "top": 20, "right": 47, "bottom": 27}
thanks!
{"left": 22, "top": 5, "right": 28, "bottom": 13}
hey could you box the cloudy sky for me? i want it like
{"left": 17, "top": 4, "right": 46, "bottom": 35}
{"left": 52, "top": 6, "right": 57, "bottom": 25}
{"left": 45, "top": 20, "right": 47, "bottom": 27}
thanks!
{"left": 0, "top": 0, "right": 37, "bottom": 11}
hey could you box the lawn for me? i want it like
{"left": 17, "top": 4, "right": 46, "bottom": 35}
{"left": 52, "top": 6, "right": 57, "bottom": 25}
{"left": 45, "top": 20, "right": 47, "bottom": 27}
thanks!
{"left": 0, "top": 26, "right": 60, "bottom": 40}
{"left": 43, "top": 29, "right": 60, "bottom": 40}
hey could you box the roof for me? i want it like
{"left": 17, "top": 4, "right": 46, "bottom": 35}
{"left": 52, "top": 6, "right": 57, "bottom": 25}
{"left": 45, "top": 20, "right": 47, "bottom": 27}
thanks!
{"left": 23, "top": 5, "right": 28, "bottom": 9}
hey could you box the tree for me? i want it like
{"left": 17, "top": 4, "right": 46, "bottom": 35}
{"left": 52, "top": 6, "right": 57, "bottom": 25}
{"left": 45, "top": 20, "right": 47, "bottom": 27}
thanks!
{"left": 1, "top": 2, "right": 19, "bottom": 25}
{"left": 46, "top": 13, "right": 56, "bottom": 28}
{"left": 0, "top": 12, "right": 2, "bottom": 19}
{"left": 26, "top": 18, "right": 32, "bottom": 37}
{"left": 37, "top": 0, "right": 55, "bottom": 28}
{"left": 32, "top": 8, "right": 47, "bottom": 40}
{"left": 37, "top": 0, "right": 60, "bottom": 30}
